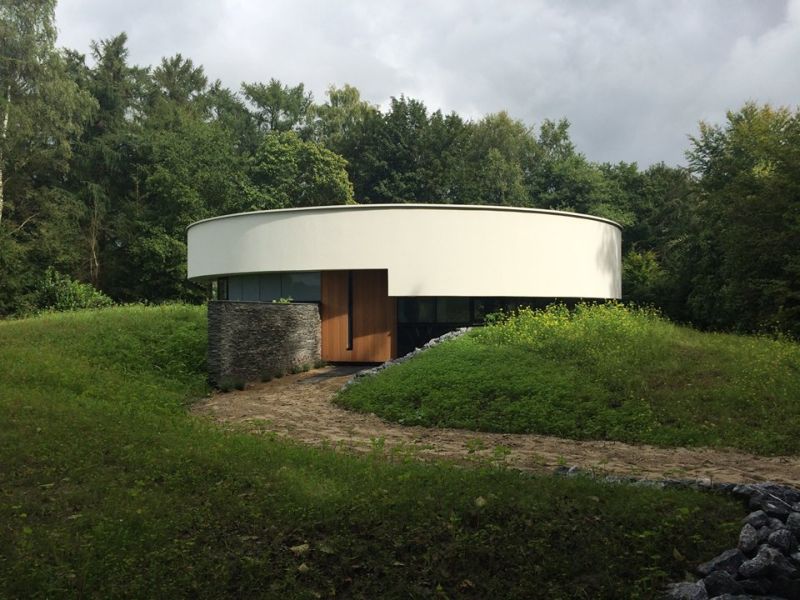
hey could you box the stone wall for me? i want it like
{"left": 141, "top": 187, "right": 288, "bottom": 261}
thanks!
{"left": 207, "top": 301, "right": 321, "bottom": 385}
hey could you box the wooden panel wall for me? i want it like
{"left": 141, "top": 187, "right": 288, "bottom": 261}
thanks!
{"left": 351, "top": 270, "right": 394, "bottom": 362}
{"left": 320, "top": 270, "right": 395, "bottom": 363}
{"left": 320, "top": 271, "right": 353, "bottom": 362}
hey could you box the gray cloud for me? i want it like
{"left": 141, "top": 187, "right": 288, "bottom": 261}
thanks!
{"left": 55, "top": 0, "right": 800, "bottom": 166}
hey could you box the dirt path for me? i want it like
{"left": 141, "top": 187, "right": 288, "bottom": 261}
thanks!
{"left": 191, "top": 366, "right": 800, "bottom": 487}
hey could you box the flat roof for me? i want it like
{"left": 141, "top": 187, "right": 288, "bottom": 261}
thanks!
{"left": 186, "top": 203, "right": 623, "bottom": 231}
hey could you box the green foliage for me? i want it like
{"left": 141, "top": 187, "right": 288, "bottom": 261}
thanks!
{"left": 247, "top": 131, "right": 354, "bottom": 208}
{"left": 241, "top": 78, "right": 313, "bottom": 134}
{"left": 0, "top": 0, "right": 95, "bottom": 313}
{"left": 623, "top": 249, "right": 666, "bottom": 306}
{"left": 338, "top": 303, "right": 800, "bottom": 455}
{"left": 0, "top": 1, "right": 96, "bottom": 224}
{"left": 1, "top": 1, "right": 798, "bottom": 340}
{"left": 683, "top": 103, "right": 800, "bottom": 336}
{"left": 0, "top": 306, "right": 743, "bottom": 598}
{"left": 33, "top": 267, "right": 113, "bottom": 312}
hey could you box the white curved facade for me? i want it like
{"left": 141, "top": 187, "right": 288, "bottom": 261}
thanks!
{"left": 187, "top": 204, "right": 621, "bottom": 299}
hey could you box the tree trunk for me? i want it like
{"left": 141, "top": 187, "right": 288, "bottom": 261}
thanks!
{"left": 0, "top": 85, "right": 9, "bottom": 228}
{"left": 89, "top": 196, "right": 100, "bottom": 286}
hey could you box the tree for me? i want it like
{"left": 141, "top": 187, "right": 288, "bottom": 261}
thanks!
{"left": 247, "top": 131, "right": 354, "bottom": 209}
{"left": 107, "top": 109, "right": 248, "bottom": 303}
{"left": 0, "top": 0, "right": 93, "bottom": 227}
{"left": 151, "top": 54, "right": 207, "bottom": 105}
{"left": 0, "top": 0, "right": 94, "bottom": 315}
{"left": 241, "top": 78, "right": 313, "bottom": 134}
{"left": 312, "top": 84, "right": 376, "bottom": 153}
{"left": 67, "top": 33, "right": 145, "bottom": 287}
{"left": 463, "top": 111, "right": 536, "bottom": 206}
{"left": 684, "top": 103, "right": 800, "bottom": 334}
{"left": 202, "top": 80, "right": 260, "bottom": 154}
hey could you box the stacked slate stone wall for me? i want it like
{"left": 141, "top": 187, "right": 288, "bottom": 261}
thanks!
{"left": 207, "top": 301, "right": 321, "bottom": 385}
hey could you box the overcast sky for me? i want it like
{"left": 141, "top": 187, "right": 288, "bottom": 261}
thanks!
{"left": 55, "top": 0, "right": 800, "bottom": 167}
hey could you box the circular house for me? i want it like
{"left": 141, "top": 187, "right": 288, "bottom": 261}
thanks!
{"left": 187, "top": 204, "right": 622, "bottom": 382}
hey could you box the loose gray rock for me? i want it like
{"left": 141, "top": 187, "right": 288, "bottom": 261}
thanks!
{"left": 708, "top": 596, "right": 785, "bottom": 600}
{"left": 759, "top": 485, "right": 800, "bottom": 505}
{"left": 732, "top": 484, "right": 758, "bottom": 499}
{"left": 769, "top": 551, "right": 799, "bottom": 579}
{"left": 703, "top": 570, "right": 744, "bottom": 596}
{"left": 787, "top": 512, "right": 800, "bottom": 537}
{"left": 759, "top": 526, "right": 774, "bottom": 543}
{"left": 756, "top": 519, "right": 784, "bottom": 542}
{"left": 738, "top": 577, "right": 772, "bottom": 595}
{"left": 771, "top": 576, "right": 800, "bottom": 599}
{"left": 739, "top": 545, "right": 777, "bottom": 579}
{"left": 767, "top": 528, "right": 794, "bottom": 554}
{"left": 749, "top": 495, "right": 765, "bottom": 510}
{"left": 665, "top": 581, "right": 708, "bottom": 600}
{"left": 738, "top": 524, "right": 759, "bottom": 555}
{"left": 699, "top": 549, "right": 746, "bottom": 577}
{"left": 739, "top": 545, "right": 798, "bottom": 579}
{"left": 790, "top": 551, "right": 800, "bottom": 565}
{"left": 743, "top": 510, "right": 770, "bottom": 529}
{"left": 768, "top": 517, "right": 786, "bottom": 531}
{"left": 761, "top": 498, "right": 791, "bottom": 519}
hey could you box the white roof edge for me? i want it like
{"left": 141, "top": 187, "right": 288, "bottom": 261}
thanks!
{"left": 186, "top": 203, "right": 623, "bottom": 231}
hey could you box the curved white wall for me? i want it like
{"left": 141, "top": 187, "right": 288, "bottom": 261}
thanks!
{"left": 187, "top": 204, "right": 622, "bottom": 299}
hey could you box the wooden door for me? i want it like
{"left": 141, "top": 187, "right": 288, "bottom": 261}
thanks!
{"left": 320, "top": 270, "right": 396, "bottom": 362}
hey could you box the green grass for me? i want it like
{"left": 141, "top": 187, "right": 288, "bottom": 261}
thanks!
{"left": 337, "top": 303, "right": 800, "bottom": 456}
{"left": 0, "top": 305, "right": 745, "bottom": 598}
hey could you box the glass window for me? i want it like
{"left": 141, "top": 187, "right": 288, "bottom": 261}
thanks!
{"left": 258, "top": 273, "right": 282, "bottom": 301}
{"left": 240, "top": 275, "right": 260, "bottom": 301}
{"left": 436, "top": 298, "right": 471, "bottom": 323}
{"left": 227, "top": 276, "right": 244, "bottom": 301}
{"left": 281, "top": 272, "right": 320, "bottom": 301}
{"left": 397, "top": 299, "right": 436, "bottom": 323}
{"left": 216, "top": 277, "right": 229, "bottom": 301}
{"left": 225, "top": 272, "right": 320, "bottom": 302}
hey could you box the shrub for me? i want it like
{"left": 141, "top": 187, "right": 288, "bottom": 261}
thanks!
{"left": 34, "top": 267, "right": 114, "bottom": 312}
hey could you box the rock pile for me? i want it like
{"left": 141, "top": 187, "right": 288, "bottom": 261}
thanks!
{"left": 665, "top": 483, "right": 800, "bottom": 600}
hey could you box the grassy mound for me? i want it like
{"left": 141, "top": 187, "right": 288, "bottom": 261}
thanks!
{"left": 0, "top": 305, "right": 744, "bottom": 598}
{"left": 337, "top": 303, "right": 800, "bottom": 455}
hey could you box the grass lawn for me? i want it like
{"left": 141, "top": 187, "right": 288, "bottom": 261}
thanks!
{"left": 337, "top": 303, "right": 800, "bottom": 456}
{"left": 0, "top": 305, "right": 745, "bottom": 598}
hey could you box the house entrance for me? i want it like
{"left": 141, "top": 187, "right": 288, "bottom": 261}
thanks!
{"left": 320, "top": 270, "right": 396, "bottom": 363}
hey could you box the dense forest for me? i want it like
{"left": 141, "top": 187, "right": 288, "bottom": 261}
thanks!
{"left": 1, "top": 1, "right": 799, "bottom": 336}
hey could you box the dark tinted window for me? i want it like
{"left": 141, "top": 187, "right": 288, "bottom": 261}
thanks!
{"left": 282, "top": 272, "right": 320, "bottom": 301}
{"left": 398, "top": 298, "right": 436, "bottom": 323}
{"left": 224, "top": 272, "right": 321, "bottom": 302}
{"left": 259, "top": 274, "right": 282, "bottom": 300}
{"left": 436, "top": 298, "right": 470, "bottom": 323}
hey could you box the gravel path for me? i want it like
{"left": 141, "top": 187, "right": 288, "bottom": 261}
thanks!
{"left": 191, "top": 366, "right": 800, "bottom": 486}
